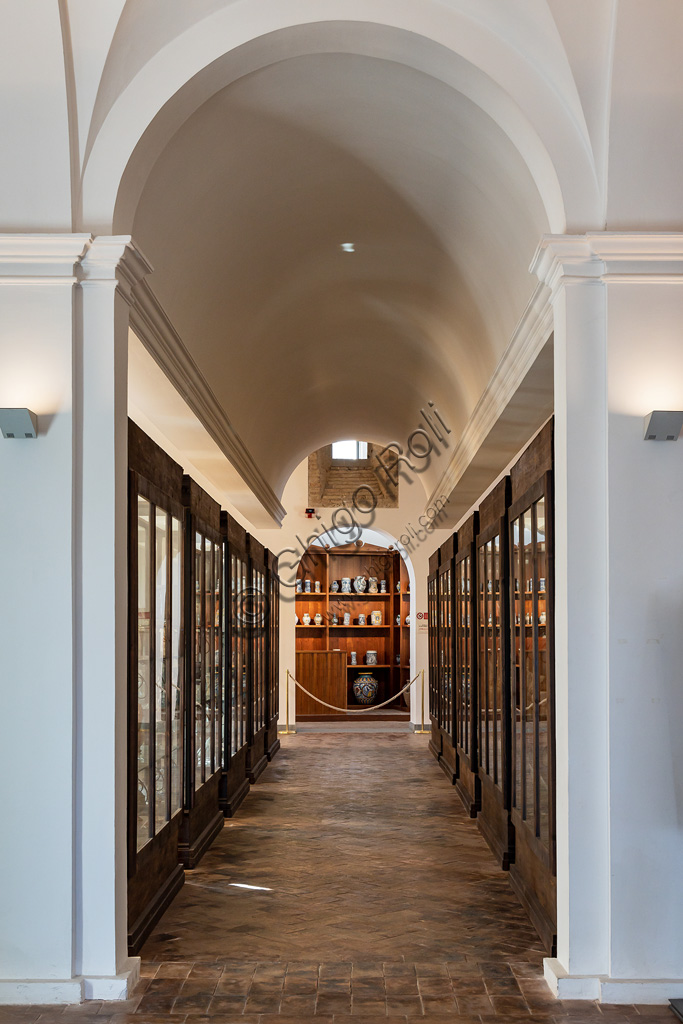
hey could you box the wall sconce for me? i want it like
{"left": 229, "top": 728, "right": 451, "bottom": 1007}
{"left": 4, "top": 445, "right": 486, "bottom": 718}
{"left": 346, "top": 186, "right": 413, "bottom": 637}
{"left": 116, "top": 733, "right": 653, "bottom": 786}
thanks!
{"left": 0, "top": 408, "right": 38, "bottom": 439}
{"left": 643, "top": 410, "right": 683, "bottom": 441}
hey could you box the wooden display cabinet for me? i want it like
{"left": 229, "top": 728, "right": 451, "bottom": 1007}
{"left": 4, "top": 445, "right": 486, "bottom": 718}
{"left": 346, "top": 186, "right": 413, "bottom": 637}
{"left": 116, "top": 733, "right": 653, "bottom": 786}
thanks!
{"left": 476, "top": 477, "right": 514, "bottom": 869}
{"left": 508, "top": 420, "right": 556, "bottom": 955}
{"left": 454, "top": 512, "right": 480, "bottom": 817}
{"left": 437, "top": 535, "right": 457, "bottom": 783}
{"left": 295, "top": 543, "right": 409, "bottom": 714}
{"left": 427, "top": 550, "right": 441, "bottom": 760}
{"left": 127, "top": 421, "right": 185, "bottom": 953}
{"left": 178, "top": 478, "right": 225, "bottom": 869}
{"left": 219, "top": 512, "right": 250, "bottom": 817}
{"left": 265, "top": 550, "right": 281, "bottom": 761}
{"left": 246, "top": 536, "right": 269, "bottom": 782}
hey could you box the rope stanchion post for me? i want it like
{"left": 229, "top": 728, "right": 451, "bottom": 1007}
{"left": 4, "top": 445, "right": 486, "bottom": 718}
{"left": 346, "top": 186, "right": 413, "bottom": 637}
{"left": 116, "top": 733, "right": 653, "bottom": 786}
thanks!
{"left": 414, "top": 667, "right": 430, "bottom": 734}
{"left": 278, "top": 669, "right": 297, "bottom": 735}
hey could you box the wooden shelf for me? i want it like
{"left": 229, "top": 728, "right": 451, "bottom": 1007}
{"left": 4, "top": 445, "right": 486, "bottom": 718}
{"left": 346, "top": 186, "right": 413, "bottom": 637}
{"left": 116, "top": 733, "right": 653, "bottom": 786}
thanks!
{"left": 347, "top": 664, "right": 393, "bottom": 669}
{"left": 295, "top": 592, "right": 326, "bottom": 598}
{"left": 328, "top": 592, "right": 391, "bottom": 599}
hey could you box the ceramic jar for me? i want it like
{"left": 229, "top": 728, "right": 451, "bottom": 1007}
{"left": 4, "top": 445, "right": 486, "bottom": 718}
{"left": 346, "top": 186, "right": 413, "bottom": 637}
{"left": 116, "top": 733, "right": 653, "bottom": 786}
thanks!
{"left": 331, "top": 580, "right": 339, "bottom": 592}
{"left": 366, "top": 650, "right": 378, "bottom": 666}
{"left": 405, "top": 615, "right": 411, "bottom": 626}
{"left": 296, "top": 579, "right": 302, "bottom": 593}
{"left": 343, "top": 612, "right": 351, "bottom": 626}
{"left": 332, "top": 613, "right": 338, "bottom": 625}
{"left": 341, "top": 577, "right": 351, "bottom": 593}
{"left": 354, "top": 575, "right": 367, "bottom": 594}
{"left": 370, "top": 610, "right": 382, "bottom": 625}
{"left": 304, "top": 579, "right": 311, "bottom": 593}
{"left": 314, "top": 612, "right": 323, "bottom": 626}
{"left": 396, "top": 614, "right": 401, "bottom": 625}
{"left": 358, "top": 613, "right": 366, "bottom": 626}
{"left": 302, "top": 613, "right": 311, "bottom": 625}
{"left": 396, "top": 581, "right": 401, "bottom": 592}
{"left": 349, "top": 651, "right": 357, "bottom": 665}
{"left": 367, "top": 577, "right": 378, "bottom": 594}
{"left": 380, "top": 580, "right": 387, "bottom": 593}
{"left": 314, "top": 580, "right": 321, "bottom": 594}
{"left": 352, "top": 672, "right": 378, "bottom": 705}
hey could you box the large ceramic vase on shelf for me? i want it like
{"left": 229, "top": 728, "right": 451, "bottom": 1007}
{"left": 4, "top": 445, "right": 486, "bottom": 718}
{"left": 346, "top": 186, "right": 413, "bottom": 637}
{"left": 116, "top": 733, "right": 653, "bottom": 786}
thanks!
{"left": 352, "top": 672, "right": 378, "bottom": 705}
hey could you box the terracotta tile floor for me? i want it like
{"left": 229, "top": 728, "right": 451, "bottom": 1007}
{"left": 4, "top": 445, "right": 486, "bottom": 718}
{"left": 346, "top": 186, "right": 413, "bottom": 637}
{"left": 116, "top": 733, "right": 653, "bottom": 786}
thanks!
{"left": 17, "top": 731, "right": 674, "bottom": 1022}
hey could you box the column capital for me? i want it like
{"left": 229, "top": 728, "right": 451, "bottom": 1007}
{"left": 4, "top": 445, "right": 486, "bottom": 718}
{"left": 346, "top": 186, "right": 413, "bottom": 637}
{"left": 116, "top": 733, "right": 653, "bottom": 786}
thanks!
{"left": 0, "top": 234, "right": 91, "bottom": 281}
{"left": 79, "top": 236, "right": 153, "bottom": 304}
{"left": 531, "top": 232, "right": 683, "bottom": 296}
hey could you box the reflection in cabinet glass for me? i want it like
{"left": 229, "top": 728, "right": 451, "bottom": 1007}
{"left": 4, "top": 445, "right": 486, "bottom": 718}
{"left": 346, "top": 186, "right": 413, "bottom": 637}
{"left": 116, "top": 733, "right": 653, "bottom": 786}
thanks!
{"left": 438, "top": 566, "right": 453, "bottom": 735}
{"left": 192, "top": 531, "right": 223, "bottom": 791}
{"left": 428, "top": 571, "right": 439, "bottom": 721}
{"left": 478, "top": 535, "right": 503, "bottom": 787}
{"left": 511, "top": 494, "right": 552, "bottom": 855}
{"left": 230, "top": 552, "right": 248, "bottom": 756}
{"left": 135, "top": 496, "right": 184, "bottom": 853}
{"left": 455, "top": 554, "right": 473, "bottom": 758}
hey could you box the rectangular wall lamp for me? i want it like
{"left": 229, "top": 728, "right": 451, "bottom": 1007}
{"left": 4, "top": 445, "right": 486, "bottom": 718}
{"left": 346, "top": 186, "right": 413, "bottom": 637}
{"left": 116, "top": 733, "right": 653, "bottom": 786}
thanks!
{"left": 0, "top": 408, "right": 38, "bottom": 439}
{"left": 643, "top": 410, "right": 683, "bottom": 441}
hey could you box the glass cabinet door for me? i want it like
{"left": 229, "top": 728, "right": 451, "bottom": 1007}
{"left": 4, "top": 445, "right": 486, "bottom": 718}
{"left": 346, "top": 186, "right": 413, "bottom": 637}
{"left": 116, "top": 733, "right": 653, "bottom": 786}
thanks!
{"left": 455, "top": 554, "right": 472, "bottom": 756}
{"left": 510, "top": 488, "right": 553, "bottom": 861}
{"left": 133, "top": 488, "right": 184, "bottom": 854}
{"left": 478, "top": 533, "right": 503, "bottom": 789}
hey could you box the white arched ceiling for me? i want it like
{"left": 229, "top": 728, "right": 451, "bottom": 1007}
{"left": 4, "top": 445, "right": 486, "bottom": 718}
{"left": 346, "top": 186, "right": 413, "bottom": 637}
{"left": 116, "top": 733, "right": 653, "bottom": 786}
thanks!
{"left": 75, "top": 1, "right": 603, "bottom": 511}
{"left": 130, "top": 50, "right": 549, "bottom": 496}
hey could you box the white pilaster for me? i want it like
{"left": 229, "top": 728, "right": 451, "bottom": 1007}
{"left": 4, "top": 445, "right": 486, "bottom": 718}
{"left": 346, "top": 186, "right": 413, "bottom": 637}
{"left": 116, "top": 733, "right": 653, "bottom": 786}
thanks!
{"left": 533, "top": 234, "right": 683, "bottom": 1004}
{"left": 0, "top": 234, "right": 151, "bottom": 1004}
{"left": 76, "top": 238, "right": 152, "bottom": 999}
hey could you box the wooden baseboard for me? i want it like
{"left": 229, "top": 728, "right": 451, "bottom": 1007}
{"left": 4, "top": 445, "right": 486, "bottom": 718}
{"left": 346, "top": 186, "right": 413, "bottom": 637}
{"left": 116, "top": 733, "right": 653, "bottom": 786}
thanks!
{"left": 428, "top": 740, "right": 441, "bottom": 762}
{"left": 266, "top": 737, "right": 281, "bottom": 761}
{"left": 508, "top": 866, "right": 557, "bottom": 956}
{"left": 455, "top": 777, "right": 480, "bottom": 818}
{"left": 222, "top": 777, "right": 250, "bottom": 818}
{"left": 127, "top": 864, "right": 184, "bottom": 955}
{"left": 477, "top": 811, "right": 513, "bottom": 871}
{"left": 247, "top": 752, "right": 268, "bottom": 784}
{"left": 438, "top": 755, "right": 457, "bottom": 785}
{"left": 178, "top": 810, "right": 224, "bottom": 870}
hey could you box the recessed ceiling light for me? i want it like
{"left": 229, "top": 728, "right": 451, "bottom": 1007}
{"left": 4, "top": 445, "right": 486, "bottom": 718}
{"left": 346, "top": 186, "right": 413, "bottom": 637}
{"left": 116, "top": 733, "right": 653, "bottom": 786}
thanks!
{"left": 340, "top": 242, "right": 355, "bottom": 253}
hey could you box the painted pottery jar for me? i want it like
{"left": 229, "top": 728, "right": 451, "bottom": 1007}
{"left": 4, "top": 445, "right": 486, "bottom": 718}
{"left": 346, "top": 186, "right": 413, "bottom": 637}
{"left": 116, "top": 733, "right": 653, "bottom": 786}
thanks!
{"left": 341, "top": 577, "right": 352, "bottom": 593}
{"left": 380, "top": 579, "right": 387, "bottom": 593}
{"left": 331, "top": 580, "right": 339, "bottom": 592}
{"left": 353, "top": 575, "right": 367, "bottom": 594}
{"left": 349, "top": 651, "right": 357, "bottom": 665}
{"left": 314, "top": 612, "right": 323, "bottom": 626}
{"left": 302, "top": 612, "right": 311, "bottom": 625}
{"left": 296, "top": 579, "right": 302, "bottom": 593}
{"left": 343, "top": 612, "right": 351, "bottom": 625}
{"left": 370, "top": 610, "right": 382, "bottom": 625}
{"left": 358, "top": 613, "right": 366, "bottom": 626}
{"left": 314, "top": 580, "right": 321, "bottom": 593}
{"left": 365, "top": 650, "right": 378, "bottom": 666}
{"left": 367, "top": 576, "right": 378, "bottom": 594}
{"left": 304, "top": 579, "right": 311, "bottom": 593}
{"left": 352, "top": 672, "right": 378, "bottom": 705}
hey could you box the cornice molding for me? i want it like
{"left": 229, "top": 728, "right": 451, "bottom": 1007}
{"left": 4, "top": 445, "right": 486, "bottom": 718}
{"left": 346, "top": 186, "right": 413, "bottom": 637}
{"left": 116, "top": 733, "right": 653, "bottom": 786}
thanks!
{"left": 130, "top": 279, "right": 286, "bottom": 526}
{"left": 80, "top": 236, "right": 153, "bottom": 305}
{"left": 426, "top": 279, "right": 553, "bottom": 511}
{"left": 532, "top": 232, "right": 683, "bottom": 295}
{"left": 0, "top": 233, "right": 91, "bottom": 280}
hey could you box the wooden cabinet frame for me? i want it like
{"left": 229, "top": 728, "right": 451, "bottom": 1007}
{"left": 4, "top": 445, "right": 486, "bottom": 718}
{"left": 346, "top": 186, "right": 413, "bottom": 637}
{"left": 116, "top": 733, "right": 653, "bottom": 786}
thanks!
{"left": 508, "top": 468, "right": 556, "bottom": 954}
{"left": 453, "top": 512, "right": 480, "bottom": 817}
{"left": 219, "top": 513, "right": 251, "bottom": 816}
{"left": 178, "top": 478, "right": 224, "bottom": 868}
{"left": 246, "top": 535, "right": 269, "bottom": 782}
{"left": 436, "top": 536, "right": 457, "bottom": 783}
{"left": 475, "top": 477, "right": 513, "bottom": 869}
{"left": 265, "top": 550, "right": 281, "bottom": 761}
{"left": 126, "top": 422, "right": 185, "bottom": 954}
